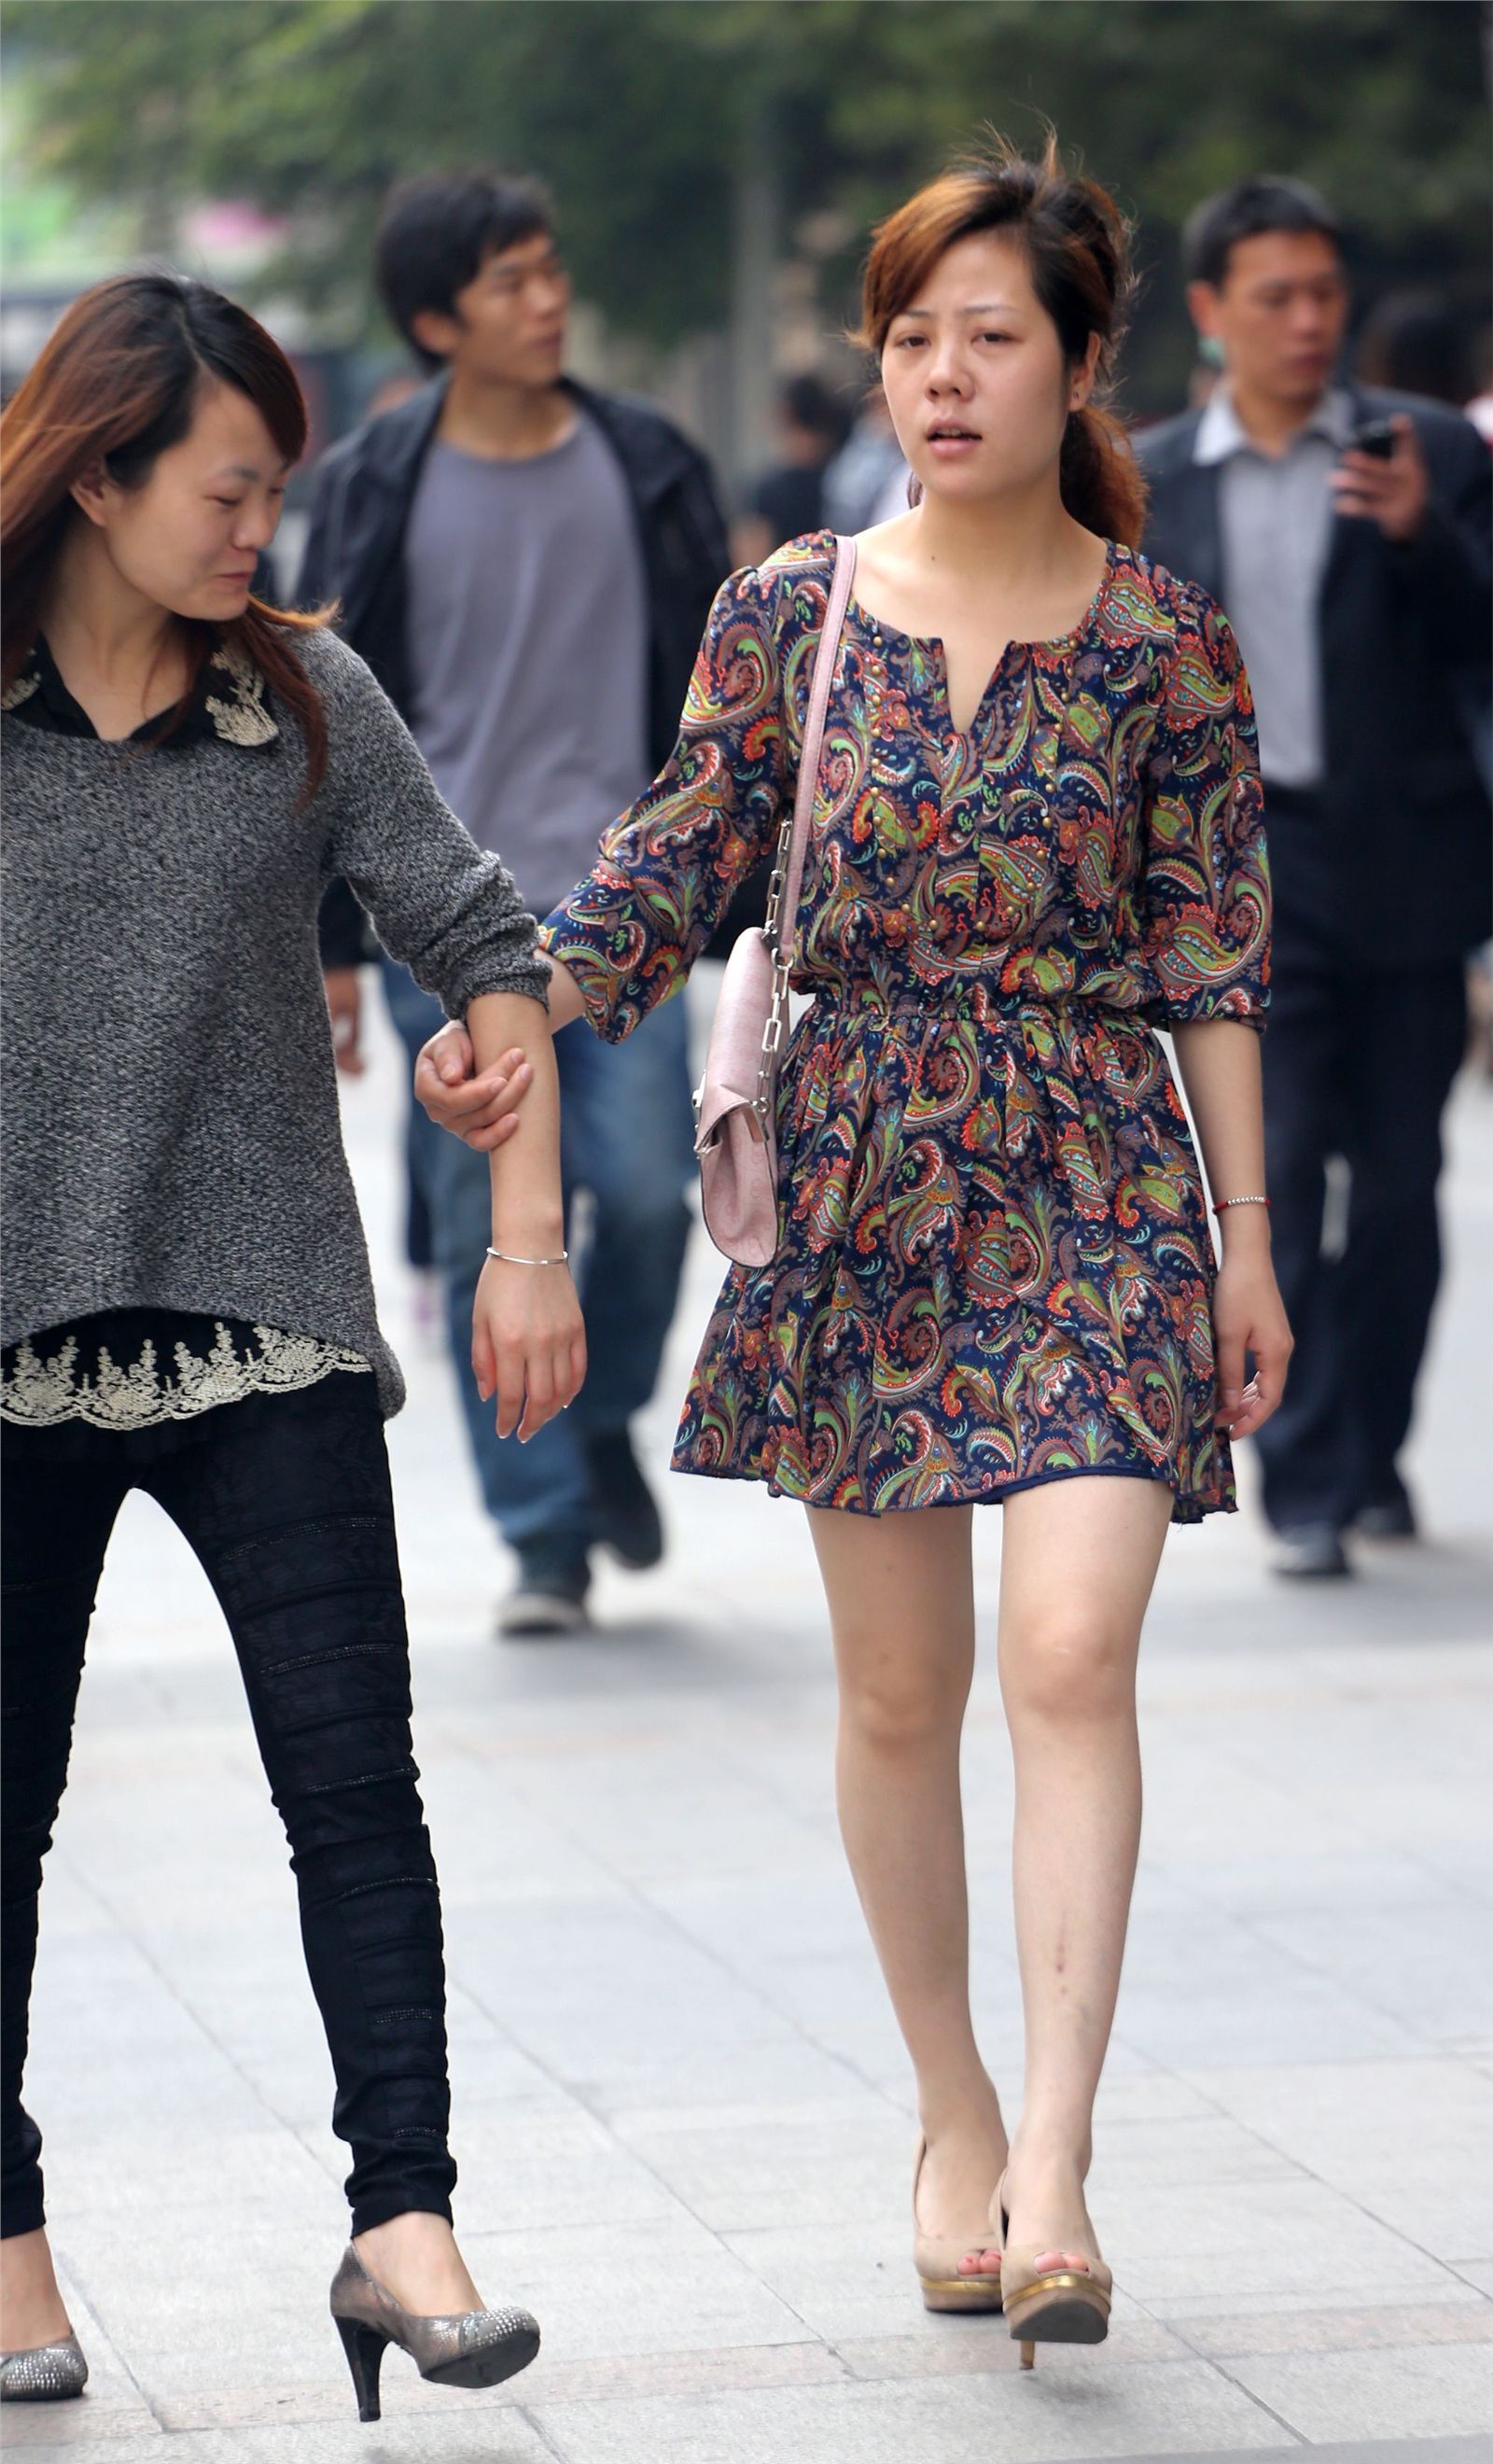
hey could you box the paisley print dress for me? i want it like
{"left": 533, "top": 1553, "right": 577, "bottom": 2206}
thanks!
{"left": 543, "top": 533, "right": 1270, "bottom": 1521}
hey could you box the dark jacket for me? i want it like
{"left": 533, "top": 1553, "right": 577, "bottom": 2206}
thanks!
{"left": 1136, "top": 384, "right": 1491, "bottom": 967}
{"left": 300, "top": 372, "right": 730, "bottom": 965}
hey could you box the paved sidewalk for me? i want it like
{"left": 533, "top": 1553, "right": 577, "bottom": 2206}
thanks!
{"left": 11, "top": 990, "right": 1492, "bottom": 2463}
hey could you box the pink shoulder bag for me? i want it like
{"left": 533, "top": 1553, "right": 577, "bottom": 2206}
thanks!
{"left": 692, "top": 537, "right": 857, "bottom": 1267}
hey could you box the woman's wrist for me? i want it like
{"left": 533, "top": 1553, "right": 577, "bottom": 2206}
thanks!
{"left": 1217, "top": 1208, "right": 1273, "bottom": 1259}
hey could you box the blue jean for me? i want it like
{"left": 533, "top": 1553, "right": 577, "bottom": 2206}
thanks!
{"left": 382, "top": 962, "right": 695, "bottom": 1562}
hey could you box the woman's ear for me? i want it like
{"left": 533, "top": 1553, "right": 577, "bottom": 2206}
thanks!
{"left": 70, "top": 460, "right": 114, "bottom": 527}
{"left": 1069, "top": 331, "right": 1104, "bottom": 413}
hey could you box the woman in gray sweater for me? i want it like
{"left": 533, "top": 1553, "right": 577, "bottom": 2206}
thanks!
{"left": 0, "top": 275, "right": 579, "bottom": 2420}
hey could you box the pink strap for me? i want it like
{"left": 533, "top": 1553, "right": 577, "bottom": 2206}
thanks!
{"left": 774, "top": 536, "right": 857, "bottom": 963}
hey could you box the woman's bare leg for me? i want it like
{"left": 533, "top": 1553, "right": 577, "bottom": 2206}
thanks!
{"left": 808, "top": 1504, "right": 1007, "bottom": 2265}
{"left": 997, "top": 1474, "right": 1172, "bottom": 2272}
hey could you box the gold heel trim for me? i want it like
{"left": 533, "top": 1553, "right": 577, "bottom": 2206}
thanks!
{"left": 1004, "top": 2270, "right": 1109, "bottom": 2317}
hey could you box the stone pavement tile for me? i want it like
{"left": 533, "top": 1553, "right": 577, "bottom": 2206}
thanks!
{"left": 1178, "top": 2058, "right": 1493, "bottom": 2261}
{"left": 498, "top": 1742, "right": 834, "bottom": 1891}
{"left": 26, "top": 1931, "right": 277, "bottom": 2146}
{"left": 1096, "top": 2176, "right": 1460, "bottom": 2306}
{"left": 43, "top": 2123, "right": 333, "bottom": 2224}
{"left": 37, "top": 2211, "right": 349, "bottom": 2416}
{"left": 1250, "top": 1904, "right": 1493, "bottom": 2047}
{"left": 1223, "top": 2343, "right": 1493, "bottom": 2441}
{"left": 0, "top": 2415, "right": 556, "bottom": 2462}
{"left": 445, "top": 1896, "right": 869, "bottom": 2113}
{"left": 1058, "top": 2443, "right": 1493, "bottom": 2464}
{"left": 1453, "top": 2260, "right": 1493, "bottom": 2297}
{"left": 1175, "top": 2300, "right": 1493, "bottom": 2358}
{"left": 462, "top": 2214, "right": 810, "bottom": 2360}
{"left": 1109, "top": 1912, "right": 1424, "bottom": 2067}
{"left": 1086, "top": 2113, "right": 1297, "bottom": 2198}
{"left": 1163, "top": 1846, "right": 1474, "bottom": 1920}
{"left": 425, "top": 2106, "right": 691, "bottom": 2235}
{"left": 528, "top": 2356, "right": 1285, "bottom": 2463}
{"left": 612, "top": 2100, "right": 912, "bottom": 2233}
{"left": 418, "top": 1754, "right": 641, "bottom": 1908}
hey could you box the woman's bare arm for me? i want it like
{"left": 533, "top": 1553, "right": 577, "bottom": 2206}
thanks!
{"left": 1170, "top": 1018, "right": 1292, "bottom": 1441}
{"left": 419, "top": 962, "right": 586, "bottom": 1151}
{"left": 465, "top": 986, "right": 586, "bottom": 1443}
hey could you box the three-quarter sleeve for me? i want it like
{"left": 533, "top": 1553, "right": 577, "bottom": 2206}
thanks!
{"left": 541, "top": 566, "right": 788, "bottom": 1043}
{"left": 309, "top": 630, "right": 551, "bottom": 1018}
{"left": 1138, "top": 586, "right": 1271, "bottom": 1029}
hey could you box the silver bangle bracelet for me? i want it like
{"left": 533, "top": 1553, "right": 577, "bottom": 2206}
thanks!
{"left": 486, "top": 1245, "right": 569, "bottom": 1267}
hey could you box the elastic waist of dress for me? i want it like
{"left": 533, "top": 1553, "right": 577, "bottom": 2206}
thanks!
{"left": 813, "top": 981, "right": 1139, "bottom": 1023}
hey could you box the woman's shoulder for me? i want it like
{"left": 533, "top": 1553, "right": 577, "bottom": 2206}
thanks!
{"left": 717, "top": 529, "right": 846, "bottom": 630}
{"left": 1111, "top": 539, "right": 1235, "bottom": 656}
{"left": 272, "top": 616, "right": 375, "bottom": 702}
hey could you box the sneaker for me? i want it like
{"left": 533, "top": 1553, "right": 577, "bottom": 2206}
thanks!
{"left": 1270, "top": 1523, "right": 1351, "bottom": 1580}
{"left": 496, "top": 1555, "right": 591, "bottom": 1640}
{"left": 583, "top": 1428, "right": 664, "bottom": 1571}
{"left": 1353, "top": 1490, "right": 1418, "bottom": 1541}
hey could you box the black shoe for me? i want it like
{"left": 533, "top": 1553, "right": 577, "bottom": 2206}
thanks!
{"left": 1270, "top": 1523, "right": 1351, "bottom": 1580}
{"left": 1353, "top": 1492, "right": 1418, "bottom": 1541}
{"left": 496, "top": 1551, "right": 591, "bottom": 1639}
{"left": 583, "top": 1428, "right": 664, "bottom": 1571}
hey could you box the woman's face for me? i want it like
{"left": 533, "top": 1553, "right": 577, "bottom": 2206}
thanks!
{"left": 880, "top": 230, "right": 1099, "bottom": 509}
{"left": 77, "top": 379, "right": 289, "bottom": 620}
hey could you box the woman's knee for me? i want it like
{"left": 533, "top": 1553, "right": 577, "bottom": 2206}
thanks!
{"left": 1001, "top": 1615, "right": 1137, "bottom": 1727}
{"left": 835, "top": 1626, "right": 972, "bottom": 1752}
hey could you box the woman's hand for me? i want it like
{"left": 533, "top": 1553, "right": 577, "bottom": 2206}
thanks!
{"left": 1211, "top": 1235, "right": 1293, "bottom": 1441}
{"left": 472, "top": 1255, "right": 586, "bottom": 1444}
{"left": 416, "top": 1024, "right": 531, "bottom": 1151}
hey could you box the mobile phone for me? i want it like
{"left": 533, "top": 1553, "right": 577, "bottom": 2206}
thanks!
{"left": 1349, "top": 418, "right": 1397, "bottom": 460}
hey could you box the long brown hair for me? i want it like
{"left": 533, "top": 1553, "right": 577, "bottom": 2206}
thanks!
{"left": 859, "top": 132, "right": 1147, "bottom": 546}
{"left": 1, "top": 273, "right": 331, "bottom": 795}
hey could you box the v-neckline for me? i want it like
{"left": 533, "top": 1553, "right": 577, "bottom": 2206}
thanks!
{"left": 848, "top": 537, "right": 1119, "bottom": 750}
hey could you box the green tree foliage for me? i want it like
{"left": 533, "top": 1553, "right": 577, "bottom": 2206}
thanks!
{"left": 7, "top": 0, "right": 1489, "bottom": 409}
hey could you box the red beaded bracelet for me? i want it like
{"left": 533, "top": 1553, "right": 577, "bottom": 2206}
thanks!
{"left": 1212, "top": 1195, "right": 1271, "bottom": 1216}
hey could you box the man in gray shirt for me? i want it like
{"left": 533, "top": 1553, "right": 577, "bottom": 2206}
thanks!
{"left": 300, "top": 172, "right": 729, "bottom": 1633}
{"left": 1138, "top": 177, "right": 1491, "bottom": 1582}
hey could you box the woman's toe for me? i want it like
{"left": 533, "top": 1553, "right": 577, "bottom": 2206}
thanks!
{"left": 1036, "top": 2247, "right": 1089, "bottom": 2274}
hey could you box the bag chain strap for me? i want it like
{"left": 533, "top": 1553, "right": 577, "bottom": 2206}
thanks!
{"left": 751, "top": 539, "right": 855, "bottom": 1122}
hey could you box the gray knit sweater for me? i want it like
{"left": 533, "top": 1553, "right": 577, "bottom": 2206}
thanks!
{"left": 1, "top": 623, "right": 550, "bottom": 1414}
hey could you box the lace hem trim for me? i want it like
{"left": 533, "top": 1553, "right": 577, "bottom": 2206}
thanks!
{"left": 0, "top": 1323, "right": 371, "bottom": 1431}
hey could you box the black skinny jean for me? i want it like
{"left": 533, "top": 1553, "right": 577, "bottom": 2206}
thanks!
{"left": 1, "top": 1371, "right": 456, "bottom": 2240}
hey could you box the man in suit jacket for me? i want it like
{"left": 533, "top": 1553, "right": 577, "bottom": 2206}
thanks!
{"left": 1137, "top": 176, "right": 1492, "bottom": 1578}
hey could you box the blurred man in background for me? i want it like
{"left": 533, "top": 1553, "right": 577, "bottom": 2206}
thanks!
{"left": 301, "top": 170, "right": 728, "bottom": 1635}
{"left": 731, "top": 372, "right": 851, "bottom": 566}
{"left": 1138, "top": 176, "right": 1492, "bottom": 1579}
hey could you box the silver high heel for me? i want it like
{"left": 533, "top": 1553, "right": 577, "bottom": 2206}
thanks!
{"left": 329, "top": 2245, "right": 539, "bottom": 2423}
{"left": 0, "top": 2333, "right": 89, "bottom": 2401}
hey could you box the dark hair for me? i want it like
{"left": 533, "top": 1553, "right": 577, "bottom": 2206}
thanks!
{"left": 858, "top": 131, "right": 1146, "bottom": 547}
{"left": 1181, "top": 176, "right": 1343, "bottom": 290}
{"left": 778, "top": 373, "right": 852, "bottom": 451}
{"left": 0, "top": 273, "right": 330, "bottom": 795}
{"left": 375, "top": 171, "right": 555, "bottom": 371}
{"left": 1354, "top": 288, "right": 1472, "bottom": 406}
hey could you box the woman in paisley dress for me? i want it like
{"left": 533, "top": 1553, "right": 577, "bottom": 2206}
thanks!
{"left": 419, "top": 138, "right": 1291, "bottom": 2359}
{"left": 1, "top": 277, "right": 580, "bottom": 2411}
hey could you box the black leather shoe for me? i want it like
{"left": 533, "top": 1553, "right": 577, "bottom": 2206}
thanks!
{"left": 584, "top": 1428, "right": 663, "bottom": 1570}
{"left": 1354, "top": 1493, "right": 1418, "bottom": 1540}
{"left": 1271, "top": 1524, "right": 1351, "bottom": 1580}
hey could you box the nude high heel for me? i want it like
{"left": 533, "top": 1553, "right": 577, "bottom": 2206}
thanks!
{"left": 329, "top": 2246, "right": 539, "bottom": 2422}
{"left": 995, "top": 2169, "right": 1111, "bottom": 2368}
{"left": 911, "top": 2135, "right": 1004, "bottom": 2314}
